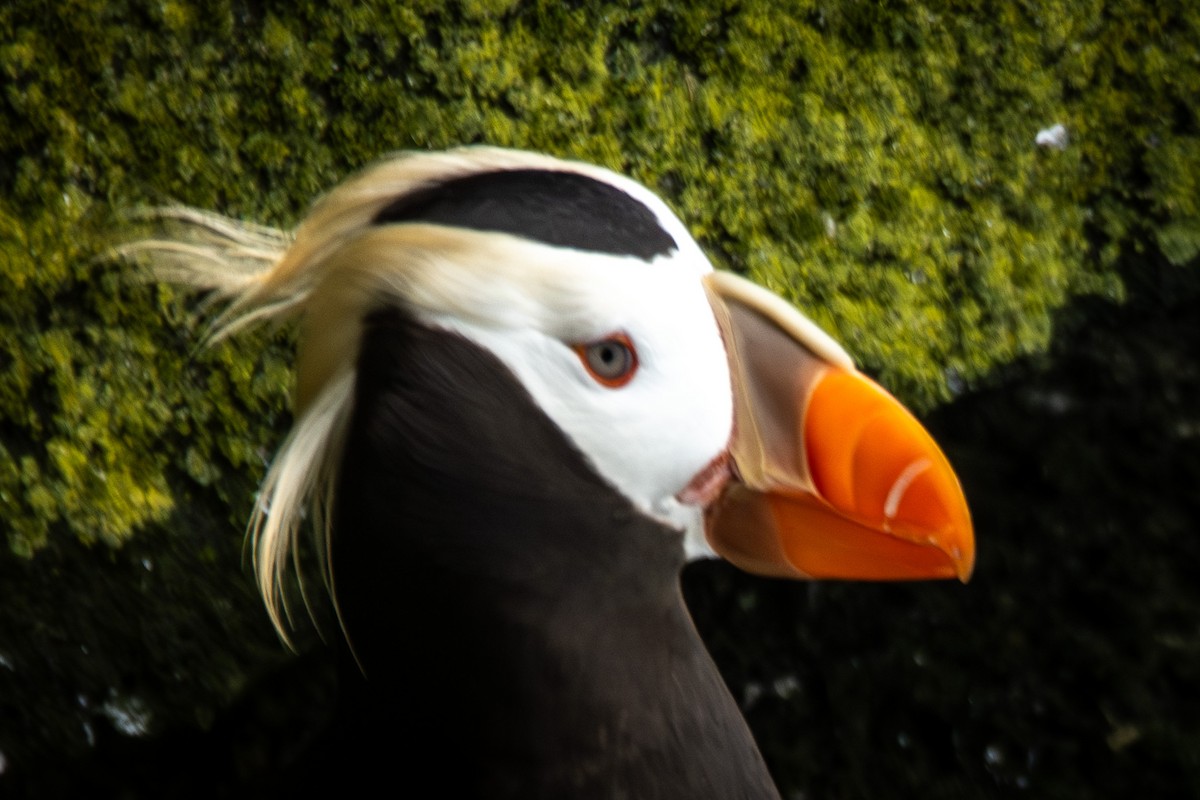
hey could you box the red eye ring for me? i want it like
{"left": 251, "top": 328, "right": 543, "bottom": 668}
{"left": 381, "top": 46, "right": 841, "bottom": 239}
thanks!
{"left": 572, "top": 333, "right": 639, "bottom": 388}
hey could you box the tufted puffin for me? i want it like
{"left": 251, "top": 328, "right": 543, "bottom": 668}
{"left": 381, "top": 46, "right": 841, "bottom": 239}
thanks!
{"left": 128, "top": 148, "right": 973, "bottom": 798}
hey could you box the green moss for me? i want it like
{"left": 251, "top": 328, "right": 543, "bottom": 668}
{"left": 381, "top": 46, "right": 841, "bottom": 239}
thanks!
{"left": 1, "top": 0, "right": 1196, "bottom": 554}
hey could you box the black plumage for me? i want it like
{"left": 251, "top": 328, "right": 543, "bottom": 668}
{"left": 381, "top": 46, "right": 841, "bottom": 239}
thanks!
{"left": 328, "top": 308, "right": 778, "bottom": 798}
{"left": 372, "top": 169, "right": 679, "bottom": 260}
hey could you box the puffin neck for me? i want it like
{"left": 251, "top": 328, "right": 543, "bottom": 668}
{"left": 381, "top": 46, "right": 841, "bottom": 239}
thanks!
{"left": 320, "top": 309, "right": 778, "bottom": 798}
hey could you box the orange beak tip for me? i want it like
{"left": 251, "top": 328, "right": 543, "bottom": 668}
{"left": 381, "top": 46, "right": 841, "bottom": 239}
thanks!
{"left": 705, "top": 367, "right": 976, "bottom": 585}
{"left": 700, "top": 272, "right": 975, "bottom": 585}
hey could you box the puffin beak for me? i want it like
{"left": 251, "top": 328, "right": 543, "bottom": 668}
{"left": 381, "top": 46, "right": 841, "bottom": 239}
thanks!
{"left": 697, "top": 272, "right": 975, "bottom": 582}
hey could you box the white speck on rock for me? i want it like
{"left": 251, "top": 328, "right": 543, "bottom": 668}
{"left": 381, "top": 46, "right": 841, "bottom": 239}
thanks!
{"left": 823, "top": 212, "right": 837, "bottom": 239}
{"left": 771, "top": 675, "right": 801, "bottom": 699}
{"left": 101, "top": 693, "right": 152, "bottom": 737}
{"left": 1036, "top": 123, "right": 1069, "bottom": 150}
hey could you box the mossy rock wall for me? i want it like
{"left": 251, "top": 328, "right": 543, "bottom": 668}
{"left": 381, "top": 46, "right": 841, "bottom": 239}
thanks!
{"left": 1, "top": 1, "right": 1197, "bottom": 796}
{"left": 5, "top": 0, "right": 1196, "bottom": 557}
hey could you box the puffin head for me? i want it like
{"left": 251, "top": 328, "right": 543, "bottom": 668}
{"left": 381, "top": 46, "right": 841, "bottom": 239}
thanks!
{"left": 131, "top": 147, "right": 974, "bottom": 639}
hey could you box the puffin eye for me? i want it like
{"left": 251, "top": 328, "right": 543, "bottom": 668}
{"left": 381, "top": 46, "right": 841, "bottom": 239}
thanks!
{"left": 573, "top": 333, "right": 638, "bottom": 388}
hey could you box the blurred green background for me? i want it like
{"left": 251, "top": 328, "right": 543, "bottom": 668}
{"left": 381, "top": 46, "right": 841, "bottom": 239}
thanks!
{"left": 2, "top": 1, "right": 1197, "bottom": 796}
